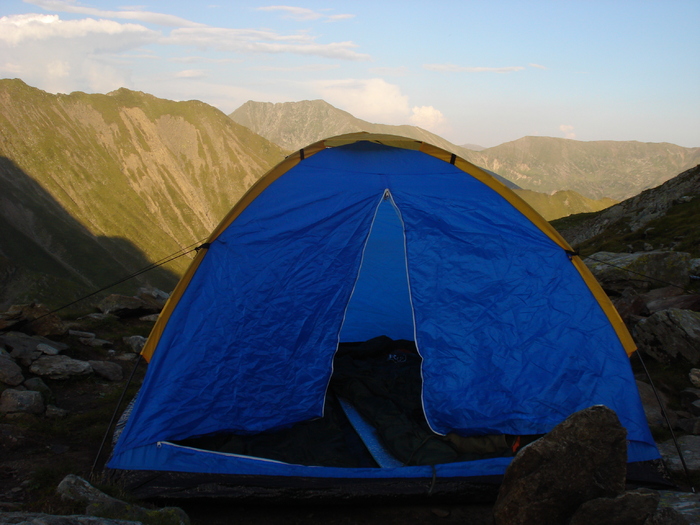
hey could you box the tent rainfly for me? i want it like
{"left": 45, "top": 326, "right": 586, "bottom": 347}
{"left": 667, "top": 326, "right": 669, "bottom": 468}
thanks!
{"left": 108, "top": 133, "right": 660, "bottom": 499}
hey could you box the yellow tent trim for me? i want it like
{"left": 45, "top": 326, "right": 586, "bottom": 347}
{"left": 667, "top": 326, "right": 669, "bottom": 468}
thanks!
{"left": 140, "top": 132, "right": 637, "bottom": 361}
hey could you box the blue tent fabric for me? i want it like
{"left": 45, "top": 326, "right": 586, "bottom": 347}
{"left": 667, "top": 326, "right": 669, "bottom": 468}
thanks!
{"left": 109, "top": 138, "right": 659, "bottom": 479}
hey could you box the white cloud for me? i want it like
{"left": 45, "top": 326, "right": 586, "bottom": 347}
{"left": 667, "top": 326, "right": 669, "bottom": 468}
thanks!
{"left": 423, "top": 63, "right": 525, "bottom": 73}
{"left": 560, "top": 124, "right": 576, "bottom": 139}
{"left": 410, "top": 106, "right": 446, "bottom": 132}
{"left": 257, "top": 6, "right": 355, "bottom": 22}
{"left": 164, "top": 28, "right": 370, "bottom": 60}
{"left": 316, "top": 78, "right": 411, "bottom": 123}
{"left": 0, "top": 14, "right": 157, "bottom": 46}
{"left": 248, "top": 64, "right": 339, "bottom": 72}
{"left": 529, "top": 63, "right": 547, "bottom": 70}
{"left": 175, "top": 69, "right": 207, "bottom": 78}
{"left": 25, "top": 0, "right": 205, "bottom": 27}
{"left": 369, "top": 66, "right": 409, "bottom": 76}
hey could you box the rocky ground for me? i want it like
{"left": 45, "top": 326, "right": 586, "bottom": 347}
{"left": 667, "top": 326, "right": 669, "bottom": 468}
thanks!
{"left": 2, "top": 246, "right": 700, "bottom": 524}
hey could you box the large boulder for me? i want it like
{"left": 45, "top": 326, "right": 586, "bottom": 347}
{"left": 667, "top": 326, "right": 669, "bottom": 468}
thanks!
{"left": 568, "top": 490, "right": 660, "bottom": 525}
{"left": 88, "top": 360, "right": 123, "bottom": 381}
{"left": 0, "top": 303, "right": 66, "bottom": 336}
{"left": 57, "top": 474, "right": 189, "bottom": 525}
{"left": 658, "top": 435, "right": 700, "bottom": 476}
{"left": 98, "top": 294, "right": 160, "bottom": 318}
{"left": 0, "top": 389, "right": 45, "bottom": 414}
{"left": 634, "top": 309, "right": 700, "bottom": 364}
{"left": 30, "top": 355, "right": 93, "bottom": 380}
{"left": 584, "top": 251, "right": 691, "bottom": 294}
{"left": 493, "top": 405, "right": 627, "bottom": 525}
{"left": 0, "top": 354, "right": 24, "bottom": 386}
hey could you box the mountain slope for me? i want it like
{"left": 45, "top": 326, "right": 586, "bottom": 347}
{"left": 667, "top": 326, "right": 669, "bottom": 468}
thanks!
{"left": 232, "top": 100, "right": 700, "bottom": 203}
{"left": 552, "top": 164, "right": 700, "bottom": 257}
{"left": 462, "top": 136, "right": 700, "bottom": 201}
{"left": 0, "top": 79, "right": 286, "bottom": 307}
{"left": 230, "top": 99, "right": 473, "bottom": 156}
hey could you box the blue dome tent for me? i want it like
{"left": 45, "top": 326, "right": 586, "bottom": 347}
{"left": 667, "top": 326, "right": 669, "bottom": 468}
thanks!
{"left": 108, "top": 133, "right": 659, "bottom": 499}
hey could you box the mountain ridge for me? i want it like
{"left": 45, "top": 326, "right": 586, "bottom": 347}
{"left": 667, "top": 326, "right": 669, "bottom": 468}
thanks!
{"left": 0, "top": 79, "right": 286, "bottom": 307}
{"left": 231, "top": 99, "right": 700, "bottom": 202}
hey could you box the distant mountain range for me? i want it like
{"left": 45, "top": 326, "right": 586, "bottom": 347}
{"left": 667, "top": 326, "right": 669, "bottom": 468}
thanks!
{"left": 1, "top": 80, "right": 696, "bottom": 308}
{"left": 231, "top": 100, "right": 700, "bottom": 201}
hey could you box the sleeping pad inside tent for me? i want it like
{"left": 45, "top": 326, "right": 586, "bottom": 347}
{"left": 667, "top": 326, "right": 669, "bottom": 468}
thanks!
{"left": 107, "top": 133, "right": 661, "bottom": 500}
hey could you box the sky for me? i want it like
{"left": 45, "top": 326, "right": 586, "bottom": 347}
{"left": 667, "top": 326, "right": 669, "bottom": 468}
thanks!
{"left": 0, "top": 0, "right": 698, "bottom": 148}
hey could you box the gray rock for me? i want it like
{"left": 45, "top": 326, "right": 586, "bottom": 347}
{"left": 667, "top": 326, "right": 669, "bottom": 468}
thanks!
{"left": 658, "top": 435, "right": 700, "bottom": 476}
{"left": 0, "top": 511, "right": 141, "bottom": 524}
{"left": 30, "top": 355, "right": 93, "bottom": 380}
{"left": 139, "top": 314, "right": 159, "bottom": 322}
{"left": 677, "top": 417, "right": 700, "bottom": 435}
{"left": 657, "top": 490, "right": 700, "bottom": 524}
{"left": 88, "top": 361, "right": 123, "bottom": 381}
{"left": 57, "top": 474, "right": 189, "bottom": 525}
{"left": 637, "top": 380, "right": 677, "bottom": 429}
{"left": 98, "top": 294, "right": 159, "bottom": 318}
{"left": 1, "top": 331, "right": 43, "bottom": 366}
{"left": 635, "top": 309, "right": 700, "bottom": 364}
{"left": 37, "top": 342, "right": 62, "bottom": 355}
{"left": 645, "top": 506, "right": 691, "bottom": 525}
{"left": 690, "top": 258, "right": 700, "bottom": 276}
{"left": 584, "top": 251, "right": 691, "bottom": 294}
{"left": 0, "top": 389, "right": 45, "bottom": 414}
{"left": 690, "top": 370, "right": 700, "bottom": 389}
{"left": 23, "top": 377, "right": 55, "bottom": 404}
{"left": 69, "top": 330, "right": 95, "bottom": 339}
{"left": 568, "top": 489, "right": 660, "bottom": 525}
{"left": 137, "top": 286, "right": 169, "bottom": 310}
{"left": 493, "top": 405, "right": 628, "bottom": 525}
{"left": 122, "top": 335, "right": 146, "bottom": 354}
{"left": 79, "top": 338, "right": 111, "bottom": 348}
{"left": 0, "top": 355, "right": 24, "bottom": 386}
{"left": 46, "top": 405, "right": 69, "bottom": 418}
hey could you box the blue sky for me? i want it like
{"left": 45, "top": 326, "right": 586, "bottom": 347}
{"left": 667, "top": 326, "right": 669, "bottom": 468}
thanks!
{"left": 1, "top": 0, "right": 698, "bottom": 148}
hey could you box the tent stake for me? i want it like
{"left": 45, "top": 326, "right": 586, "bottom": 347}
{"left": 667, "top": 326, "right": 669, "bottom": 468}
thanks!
{"left": 636, "top": 350, "right": 695, "bottom": 492}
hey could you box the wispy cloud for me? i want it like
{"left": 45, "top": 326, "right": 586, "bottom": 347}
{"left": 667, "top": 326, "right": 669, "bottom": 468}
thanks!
{"left": 25, "top": 0, "right": 206, "bottom": 27}
{"left": 165, "top": 28, "right": 370, "bottom": 60}
{"left": 175, "top": 69, "right": 207, "bottom": 78}
{"left": 248, "top": 63, "right": 339, "bottom": 72}
{"left": 423, "top": 64, "right": 525, "bottom": 73}
{"left": 369, "top": 66, "right": 409, "bottom": 76}
{"left": 529, "top": 63, "right": 547, "bottom": 69}
{"left": 257, "top": 6, "right": 354, "bottom": 22}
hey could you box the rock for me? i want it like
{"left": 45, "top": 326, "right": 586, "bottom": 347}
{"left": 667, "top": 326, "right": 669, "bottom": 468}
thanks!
{"left": 88, "top": 360, "right": 123, "bottom": 381}
{"left": 690, "top": 258, "right": 700, "bottom": 276}
{"left": 0, "top": 303, "right": 66, "bottom": 336}
{"left": 657, "top": 490, "right": 700, "bottom": 524}
{"left": 0, "top": 355, "right": 24, "bottom": 386}
{"left": 139, "top": 314, "right": 159, "bottom": 322}
{"left": 568, "top": 489, "right": 660, "bottom": 525}
{"left": 645, "top": 506, "right": 692, "bottom": 525}
{"left": 1, "top": 332, "right": 43, "bottom": 366}
{"left": 137, "top": 286, "right": 170, "bottom": 310}
{"left": 37, "top": 343, "right": 61, "bottom": 355}
{"left": 0, "top": 389, "right": 45, "bottom": 414}
{"left": 690, "top": 370, "right": 700, "bottom": 389}
{"left": 658, "top": 435, "right": 700, "bottom": 476}
{"left": 98, "top": 294, "right": 159, "bottom": 318}
{"left": 79, "top": 338, "right": 112, "bottom": 348}
{"left": 30, "top": 355, "right": 93, "bottom": 380}
{"left": 635, "top": 309, "right": 700, "bottom": 364}
{"left": 69, "top": 330, "right": 96, "bottom": 339}
{"left": 676, "top": 417, "right": 700, "bottom": 435}
{"left": 637, "top": 380, "right": 677, "bottom": 429}
{"left": 0, "top": 511, "right": 143, "bottom": 524}
{"left": 493, "top": 405, "right": 628, "bottom": 525}
{"left": 46, "top": 405, "right": 69, "bottom": 418}
{"left": 23, "top": 377, "right": 55, "bottom": 404}
{"left": 122, "top": 335, "right": 146, "bottom": 354}
{"left": 584, "top": 251, "right": 691, "bottom": 294}
{"left": 680, "top": 388, "right": 700, "bottom": 411}
{"left": 57, "top": 474, "right": 190, "bottom": 525}
{"left": 647, "top": 295, "right": 700, "bottom": 314}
